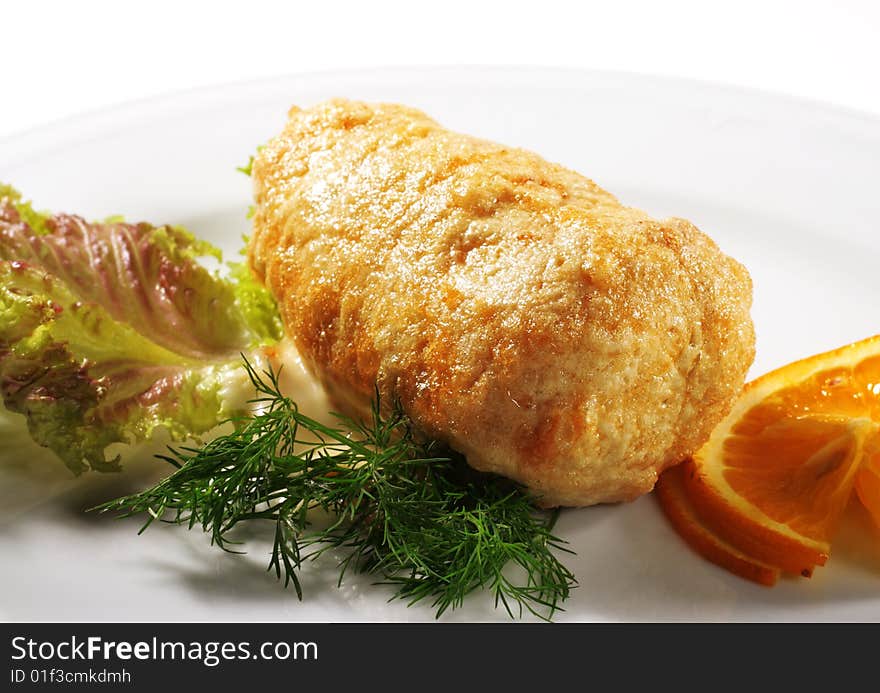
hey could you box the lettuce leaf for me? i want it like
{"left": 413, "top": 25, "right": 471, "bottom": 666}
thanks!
{"left": 0, "top": 185, "right": 281, "bottom": 474}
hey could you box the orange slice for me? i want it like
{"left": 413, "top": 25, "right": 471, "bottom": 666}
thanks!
{"left": 679, "top": 335, "right": 880, "bottom": 576}
{"left": 655, "top": 461, "right": 779, "bottom": 586}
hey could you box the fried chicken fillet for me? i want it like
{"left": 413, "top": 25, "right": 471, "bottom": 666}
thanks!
{"left": 248, "top": 99, "right": 755, "bottom": 507}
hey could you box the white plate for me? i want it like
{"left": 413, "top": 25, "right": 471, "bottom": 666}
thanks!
{"left": 2, "top": 67, "right": 880, "bottom": 622}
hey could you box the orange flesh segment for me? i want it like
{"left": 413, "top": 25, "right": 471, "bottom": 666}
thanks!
{"left": 856, "top": 454, "right": 880, "bottom": 531}
{"left": 723, "top": 362, "right": 876, "bottom": 540}
{"left": 682, "top": 458, "right": 825, "bottom": 575}
{"left": 673, "top": 335, "right": 880, "bottom": 580}
{"left": 655, "top": 462, "right": 779, "bottom": 587}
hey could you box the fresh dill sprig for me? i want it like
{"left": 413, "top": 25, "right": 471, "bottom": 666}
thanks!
{"left": 97, "top": 358, "right": 576, "bottom": 620}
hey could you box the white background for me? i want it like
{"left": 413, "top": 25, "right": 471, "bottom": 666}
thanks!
{"left": 2, "top": 0, "right": 880, "bottom": 139}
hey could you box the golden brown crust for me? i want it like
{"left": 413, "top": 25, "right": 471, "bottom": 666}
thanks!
{"left": 249, "top": 99, "right": 755, "bottom": 507}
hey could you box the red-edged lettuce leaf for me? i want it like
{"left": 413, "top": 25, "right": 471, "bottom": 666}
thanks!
{"left": 0, "top": 185, "right": 281, "bottom": 474}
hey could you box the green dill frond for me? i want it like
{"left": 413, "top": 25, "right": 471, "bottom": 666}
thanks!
{"left": 97, "top": 357, "right": 576, "bottom": 620}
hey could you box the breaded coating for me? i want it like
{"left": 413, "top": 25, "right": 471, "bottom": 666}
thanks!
{"left": 249, "top": 99, "right": 755, "bottom": 507}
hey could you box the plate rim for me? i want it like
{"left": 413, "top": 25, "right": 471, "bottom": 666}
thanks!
{"left": 3, "top": 65, "right": 880, "bottom": 166}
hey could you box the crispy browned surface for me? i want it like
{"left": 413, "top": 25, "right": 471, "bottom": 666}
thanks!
{"left": 249, "top": 99, "right": 755, "bottom": 507}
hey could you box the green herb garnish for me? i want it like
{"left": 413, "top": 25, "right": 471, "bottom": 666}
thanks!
{"left": 98, "top": 358, "right": 576, "bottom": 620}
{"left": 236, "top": 156, "right": 254, "bottom": 177}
